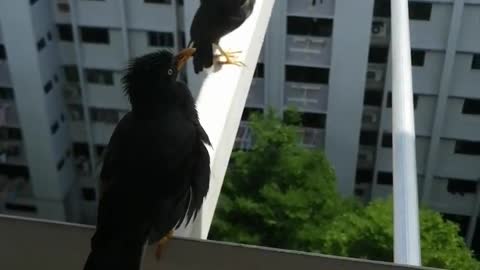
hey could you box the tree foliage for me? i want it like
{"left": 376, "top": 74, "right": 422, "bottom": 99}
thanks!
{"left": 209, "top": 109, "right": 479, "bottom": 269}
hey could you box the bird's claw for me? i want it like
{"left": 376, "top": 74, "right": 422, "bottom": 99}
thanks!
{"left": 214, "top": 51, "right": 246, "bottom": 67}
{"left": 154, "top": 230, "right": 174, "bottom": 261}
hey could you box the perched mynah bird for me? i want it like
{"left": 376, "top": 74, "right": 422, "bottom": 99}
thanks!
{"left": 189, "top": 0, "right": 256, "bottom": 73}
{"left": 83, "top": 48, "right": 211, "bottom": 270}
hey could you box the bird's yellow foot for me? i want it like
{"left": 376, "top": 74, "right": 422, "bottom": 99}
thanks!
{"left": 214, "top": 49, "right": 246, "bottom": 67}
{"left": 155, "top": 230, "right": 174, "bottom": 261}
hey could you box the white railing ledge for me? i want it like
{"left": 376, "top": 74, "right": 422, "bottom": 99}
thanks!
{"left": 176, "top": 0, "right": 275, "bottom": 239}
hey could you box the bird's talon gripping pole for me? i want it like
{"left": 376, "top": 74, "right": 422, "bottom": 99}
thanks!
{"left": 213, "top": 44, "right": 246, "bottom": 67}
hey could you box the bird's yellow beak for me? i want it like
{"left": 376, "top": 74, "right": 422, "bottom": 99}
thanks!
{"left": 175, "top": 48, "right": 197, "bottom": 71}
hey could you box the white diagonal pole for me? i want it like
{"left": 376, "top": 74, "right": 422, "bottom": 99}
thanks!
{"left": 391, "top": 0, "right": 421, "bottom": 266}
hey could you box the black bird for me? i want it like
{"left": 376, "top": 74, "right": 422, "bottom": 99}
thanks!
{"left": 83, "top": 48, "right": 211, "bottom": 270}
{"left": 189, "top": 0, "right": 256, "bottom": 73}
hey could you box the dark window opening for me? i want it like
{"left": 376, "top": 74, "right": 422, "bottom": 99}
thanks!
{"left": 90, "top": 108, "right": 119, "bottom": 124}
{"left": 442, "top": 214, "right": 470, "bottom": 238}
{"left": 377, "top": 171, "right": 393, "bottom": 185}
{"left": 81, "top": 27, "right": 109, "bottom": 44}
{"left": 472, "top": 54, "right": 480, "bottom": 70}
{"left": 411, "top": 50, "right": 426, "bottom": 66}
{"left": 364, "top": 90, "right": 383, "bottom": 107}
{"left": 462, "top": 99, "right": 480, "bottom": 115}
{"left": 5, "top": 203, "right": 37, "bottom": 213}
{"left": 96, "top": 145, "right": 106, "bottom": 157}
{"left": 287, "top": 16, "right": 333, "bottom": 37}
{"left": 0, "top": 87, "right": 14, "bottom": 100}
{"left": 30, "top": 0, "right": 39, "bottom": 6}
{"left": 356, "top": 169, "right": 374, "bottom": 184}
{"left": 368, "top": 46, "right": 389, "bottom": 64}
{"left": 241, "top": 108, "right": 263, "bottom": 121}
{"left": 285, "top": 65, "right": 329, "bottom": 84}
{"left": 454, "top": 140, "right": 480, "bottom": 156}
{"left": 447, "top": 178, "right": 477, "bottom": 196}
{"left": 44, "top": 81, "right": 53, "bottom": 94}
{"left": 254, "top": 63, "right": 264, "bottom": 78}
{"left": 144, "top": 0, "right": 172, "bottom": 4}
{"left": 1, "top": 127, "right": 23, "bottom": 140}
{"left": 0, "top": 44, "right": 6, "bottom": 60}
{"left": 73, "top": 143, "right": 89, "bottom": 158}
{"left": 148, "top": 32, "right": 174, "bottom": 47}
{"left": 57, "top": 24, "right": 73, "bottom": 41}
{"left": 373, "top": 0, "right": 390, "bottom": 18}
{"left": 64, "top": 65, "right": 79, "bottom": 82}
{"left": 51, "top": 121, "right": 59, "bottom": 134}
{"left": 82, "top": 187, "right": 96, "bottom": 201}
{"left": 360, "top": 131, "right": 378, "bottom": 146}
{"left": 85, "top": 69, "right": 113, "bottom": 85}
{"left": 409, "top": 2, "right": 432, "bottom": 21}
{"left": 0, "top": 163, "right": 30, "bottom": 179}
{"left": 382, "top": 132, "right": 392, "bottom": 148}
{"left": 299, "top": 113, "right": 326, "bottom": 129}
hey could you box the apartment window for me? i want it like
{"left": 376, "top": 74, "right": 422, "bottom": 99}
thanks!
{"left": 85, "top": 69, "right": 113, "bottom": 85}
{"left": 377, "top": 171, "right": 393, "bottom": 185}
{"left": 0, "top": 163, "right": 30, "bottom": 179}
{"left": 57, "top": 24, "right": 73, "bottom": 41}
{"left": 387, "top": 92, "right": 418, "bottom": 109}
{"left": 57, "top": 2, "right": 70, "bottom": 12}
{"left": 0, "top": 87, "right": 14, "bottom": 100}
{"left": 373, "top": 0, "right": 390, "bottom": 18}
{"left": 382, "top": 132, "right": 392, "bottom": 148}
{"left": 364, "top": 90, "right": 383, "bottom": 107}
{"left": 356, "top": 169, "right": 374, "bottom": 184}
{"left": 472, "top": 54, "right": 480, "bottom": 70}
{"left": 360, "top": 131, "right": 378, "bottom": 146}
{"left": 369, "top": 46, "right": 389, "bottom": 64}
{"left": 454, "top": 140, "right": 480, "bottom": 156}
{"left": 285, "top": 65, "right": 329, "bottom": 84}
{"left": 90, "top": 108, "right": 119, "bottom": 123}
{"left": 64, "top": 65, "right": 79, "bottom": 82}
{"left": 144, "top": 0, "right": 172, "bottom": 4}
{"left": 44, "top": 80, "right": 53, "bottom": 94}
{"left": 5, "top": 203, "right": 37, "bottom": 213}
{"left": 81, "top": 27, "right": 109, "bottom": 44}
{"left": 241, "top": 108, "right": 263, "bottom": 121}
{"left": 287, "top": 17, "right": 333, "bottom": 37}
{"left": 7, "top": 128, "right": 22, "bottom": 140}
{"left": 82, "top": 187, "right": 96, "bottom": 201}
{"left": 148, "top": 32, "right": 174, "bottom": 47}
{"left": 411, "top": 50, "right": 426, "bottom": 66}
{"left": 73, "top": 143, "right": 89, "bottom": 157}
{"left": 37, "top": 38, "right": 46, "bottom": 51}
{"left": 96, "top": 145, "right": 106, "bottom": 157}
{"left": 300, "top": 113, "right": 326, "bottom": 129}
{"left": 447, "top": 178, "right": 477, "bottom": 196}
{"left": 0, "top": 44, "right": 6, "bottom": 60}
{"left": 254, "top": 63, "right": 264, "bottom": 78}
{"left": 56, "top": 158, "right": 65, "bottom": 171}
{"left": 462, "top": 99, "right": 480, "bottom": 115}
{"left": 409, "top": 2, "right": 432, "bottom": 21}
{"left": 51, "top": 121, "right": 59, "bottom": 134}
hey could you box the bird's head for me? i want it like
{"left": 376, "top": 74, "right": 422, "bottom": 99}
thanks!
{"left": 122, "top": 48, "right": 196, "bottom": 108}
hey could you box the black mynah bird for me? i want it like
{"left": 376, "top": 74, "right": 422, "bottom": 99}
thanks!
{"left": 83, "top": 48, "right": 211, "bottom": 270}
{"left": 189, "top": 0, "right": 256, "bottom": 73}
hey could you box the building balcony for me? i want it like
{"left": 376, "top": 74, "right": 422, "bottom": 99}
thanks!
{"left": 286, "top": 35, "right": 332, "bottom": 68}
{"left": 0, "top": 215, "right": 438, "bottom": 270}
{"left": 284, "top": 81, "right": 329, "bottom": 113}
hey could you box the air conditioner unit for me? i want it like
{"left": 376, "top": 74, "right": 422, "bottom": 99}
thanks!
{"left": 371, "top": 21, "right": 387, "bottom": 38}
{"left": 362, "top": 110, "right": 378, "bottom": 125}
{"left": 367, "top": 68, "right": 384, "bottom": 82}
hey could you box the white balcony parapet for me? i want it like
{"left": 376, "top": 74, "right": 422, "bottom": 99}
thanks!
{"left": 176, "top": 0, "right": 275, "bottom": 239}
{"left": 0, "top": 215, "right": 440, "bottom": 270}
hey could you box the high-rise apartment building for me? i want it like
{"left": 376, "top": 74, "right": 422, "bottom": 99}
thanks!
{"left": 0, "top": 0, "right": 479, "bottom": 254}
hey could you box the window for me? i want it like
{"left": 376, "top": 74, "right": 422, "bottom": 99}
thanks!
{"left": 442, "top": 214, "right": 470, "bottom": 237}
{"left": 356, "top": 169, "right": 374, "bottom": 184}
{"left": 5, "top": 203, "right": 37, "bottom": 213}
{"left": 382, "top": 132, "right": 392, "bottom": 148}
{"left": 85, "top": 69, "right": 113, "bottom": 85}
{"left": 0, "top": 44, "right": 6, "bottom": 60}
{"left": 299, "top": 113, "right": 326, "bottom": 129}
{"left": 82, "top": 187, "right": 96, "bottom": 201}
{"left": 148, "top": 32, "right": 174, "bottom": 47}
{"left": 373, "top": 0, "right": 390, "bottom": 18}
{"left": 254, "top": 63, "right": 264, "bottom": 78}
{"left": 377, "top": 171, "right": 393, "bottom": 185}
{"left": 285, "top": 65, "right": 329, "bottom": 84}
{"left": 359, "top": 131, "right": 378, "bottom": 146}
{"left": 447, "top": 178, "right": 477, "bottom": 196}
{"left": 144, "top": 0, "right": 172, "bottom": 4}
{"left": 287, "top": 17, "right": 333, "bottom": 37}
{"left": 44, "top": 80, "right": 53, "bottom": 94}
{"left": 472, "top": 54, "right": 480, "bottom": 70}
{"left": 81, "top": 27, "right": 109, "bottom": 44}
{"left": 179, "top": 31, "right": 186, "bottom": 48}
{"left": 7, "top": 128, "right": 22, "bottom": 140}
{"left": 368, "top": 46, "right": 389, "bottom": 64}
{"left": 51, "top": 121, "right": 59, "bottom": 134}
{"left": 57, "top": 2, "right": 70, "bottom": 12}
{"left": 96, "top": 145, "right": 106, "bottom": 156}
{"left": 64, "top": 65, "right": 79, "bottom": 82}
{"left": 409, "top": 2, "right": 432, "bottom": 21}
{"left": 364, "top": 90, "right": 383, "bottom": 107}
{"left": 73, "top": 143, "right": 89, "bottom": 157}
{"left": 411, "top": 50, "right": 426, "bottom": 66}
{"left": 454, "top": 140, "right": 480, "bottom": 156}
{"left": 387, "top": 92, "right": 418, "bottom": 109}
{"left": 90, "top": 108, "right": 119, "bottom": 123}
{"left": 37, "top": 38, "right": 46, "bottom": 51}
{"left": 462, "top": 99, "right": 480, "bottom": 115}
{"left": 241, "top": 108, "right": 263, "bottom": 121}
{"left": 57, "top": 24, "right": 73, "bottom": 41}
{"left": 0, "top": 87, "right": 14, "bottom": 100}
{"left": 0, "top": 163, "right": 30, "bottom": 179}
{"left": 56, "top": 158, "right": 65, "bottom": 171}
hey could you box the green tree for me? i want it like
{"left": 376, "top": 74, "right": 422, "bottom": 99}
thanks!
{"left": 209, "top": 109, "right": 354, "bottom": 250}
{"left": 322, "top": 198, "right": 480, "bottom": 270}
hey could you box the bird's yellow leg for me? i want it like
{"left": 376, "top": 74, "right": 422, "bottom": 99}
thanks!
{"left": 213, "top": 44, "right": 246, "bottom": 67}
{"left": 154, "top": 230, "right": 174, "bottom": 261}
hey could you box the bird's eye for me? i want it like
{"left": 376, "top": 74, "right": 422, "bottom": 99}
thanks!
{"left": 167, "top": 68, "right": 174, "bottom": 76}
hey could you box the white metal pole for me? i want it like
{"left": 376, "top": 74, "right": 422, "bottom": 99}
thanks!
{"left": 390, "top": 0, "right": 421, "bottom": 266}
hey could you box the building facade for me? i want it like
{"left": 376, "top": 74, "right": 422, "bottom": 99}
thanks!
{"left": 0, "top": 0, "right": 479, "bottom": 254}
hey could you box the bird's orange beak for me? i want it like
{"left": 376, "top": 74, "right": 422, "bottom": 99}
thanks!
{"left": 175, "top": 48, "right": 197, "bottom": 71}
